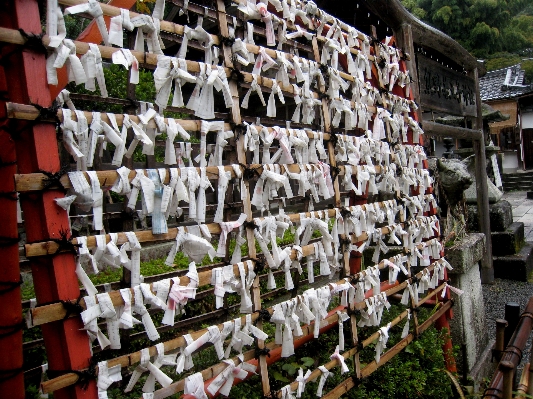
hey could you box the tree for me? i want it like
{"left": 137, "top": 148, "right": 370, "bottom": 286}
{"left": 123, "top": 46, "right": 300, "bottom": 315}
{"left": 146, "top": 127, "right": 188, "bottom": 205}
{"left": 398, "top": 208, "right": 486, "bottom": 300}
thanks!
{"left": 401, "top": 0, "right": 533, "bottom": 59}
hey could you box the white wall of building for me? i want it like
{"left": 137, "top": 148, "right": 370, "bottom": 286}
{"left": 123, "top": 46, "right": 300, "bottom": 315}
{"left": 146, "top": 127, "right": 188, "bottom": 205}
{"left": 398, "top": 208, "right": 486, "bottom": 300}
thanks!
{"left": 523, "top": 111, "right": 533, "bottom": 128}
{"left": 502, "top": 151, "right": 519, "bottom": 172}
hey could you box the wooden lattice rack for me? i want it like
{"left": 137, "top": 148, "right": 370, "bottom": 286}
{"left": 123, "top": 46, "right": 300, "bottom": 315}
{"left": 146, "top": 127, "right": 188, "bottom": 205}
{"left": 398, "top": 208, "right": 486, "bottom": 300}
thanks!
{"left": 0, "top": 1, "right": 466, "bottom": 398}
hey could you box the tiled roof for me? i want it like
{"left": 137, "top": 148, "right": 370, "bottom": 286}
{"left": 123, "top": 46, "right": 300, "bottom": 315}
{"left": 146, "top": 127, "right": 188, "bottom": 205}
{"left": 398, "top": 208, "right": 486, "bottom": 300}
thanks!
{"left": 480, "top": 64, "right": 533, "bottom": 101}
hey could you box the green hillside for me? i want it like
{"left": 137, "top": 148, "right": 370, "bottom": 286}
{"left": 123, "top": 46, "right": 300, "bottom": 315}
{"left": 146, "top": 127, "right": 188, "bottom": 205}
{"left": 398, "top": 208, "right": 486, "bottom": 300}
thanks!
{"left": 401, "top": 0, "right": 533, "bottom": 79}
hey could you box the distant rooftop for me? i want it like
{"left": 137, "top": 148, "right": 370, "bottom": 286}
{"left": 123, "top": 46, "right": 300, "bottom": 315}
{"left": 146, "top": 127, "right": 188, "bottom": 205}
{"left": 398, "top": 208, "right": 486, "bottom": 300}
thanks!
{"left": 480, "top": 64, "right": 533, "bottom": 101}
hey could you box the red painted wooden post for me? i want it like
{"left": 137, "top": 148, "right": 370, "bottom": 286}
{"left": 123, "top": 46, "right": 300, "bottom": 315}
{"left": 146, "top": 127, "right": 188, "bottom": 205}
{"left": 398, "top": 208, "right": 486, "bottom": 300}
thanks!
{"left": 0, "top": 61, "right": 24, "bottom": 397}
{"left": 0, "top": 1, "right": 96, "bottom": 398}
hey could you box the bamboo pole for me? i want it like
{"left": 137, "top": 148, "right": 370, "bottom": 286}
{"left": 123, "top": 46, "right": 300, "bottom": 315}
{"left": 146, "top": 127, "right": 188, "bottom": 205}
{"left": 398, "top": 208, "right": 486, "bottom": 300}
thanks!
{"left": 484, "top": 296, "right": 533, "bottom": 398}
{"left": 495, "top": 319, "right": 508, "bottom": 362}
{"left": 501, "top": 361, "right": 515, "bottom": 399}
{"left": 515, "top": 363, "right": 530, "bottom": 397}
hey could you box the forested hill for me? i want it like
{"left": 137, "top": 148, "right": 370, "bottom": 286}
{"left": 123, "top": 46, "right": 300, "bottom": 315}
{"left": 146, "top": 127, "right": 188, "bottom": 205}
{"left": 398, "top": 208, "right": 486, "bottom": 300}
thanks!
{"left": 401, "top": 0, "right": 533, "bottom": 79}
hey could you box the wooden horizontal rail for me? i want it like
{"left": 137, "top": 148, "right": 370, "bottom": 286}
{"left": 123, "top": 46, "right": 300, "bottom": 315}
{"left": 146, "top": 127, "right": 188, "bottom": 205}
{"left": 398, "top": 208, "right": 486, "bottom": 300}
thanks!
{"left": 14, "top": 162, "right": 345, "bottom": 192}
{"left": 232, "top": 0, "right": 368, "bottom": 42}
{"left": 26, "top": 264, "right": 319, "bottom": 352}
{"left": 171, "top": 0, "right": 313, "bottom": 53}
{"left": 28, "top": 260, "right": 250, "bottom": 327}
{"left": 171, "top": 277, "right": 445, "bottom": 399}
{"left": 5, "top": 101, "right": 226, "bottom": 130}
{"left": 0, "top": 29, "right": 415, "bottom": 115}
{"left": 421, "top": 121, "right": 483, "bottom": 141}
{"left": 29, "top": 243, "right": 440, "bottom": 330}
{"left": 41, "top": 269, "right": 443, "bottom": 395}
{"left": 25, "top": 238, "right": 439, "bottom": 332}
{"left": 363, "top": 301, "right": 451, "bottom": 378}
{"left": 57, "top": 0, "right": 375, "bottom": 69}
{"left": 15, "top": 165, "right": 234, "bottom": 192}
{"left": 4, "top": 102, "right": 333, "bottom": 141}
{"left": 322, "top": 300, "right": 452, "bottom": 399}
{"left": 23, "top": 195, "right": 434, "bottom": 256}
{"left": 0, "top": 27, "right": 321, "bottom": 102}
{"left": 41, "top": 294, "right": 348, "bottom": 393}
{"left": 275, "top": 305, "right": 414, "bottom": 397}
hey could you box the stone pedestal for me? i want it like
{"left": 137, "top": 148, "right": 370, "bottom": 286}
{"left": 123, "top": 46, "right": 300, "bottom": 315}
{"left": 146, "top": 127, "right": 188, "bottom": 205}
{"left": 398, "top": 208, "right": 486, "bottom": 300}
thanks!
{"left": 446, "top": 233, "right": 495, "bottom": 385}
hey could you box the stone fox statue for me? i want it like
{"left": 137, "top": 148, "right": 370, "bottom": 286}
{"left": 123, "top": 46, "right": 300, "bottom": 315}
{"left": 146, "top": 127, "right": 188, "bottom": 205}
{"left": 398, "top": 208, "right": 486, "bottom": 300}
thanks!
{"left": 435, "top": 157, "right": 473, "bottom": 240}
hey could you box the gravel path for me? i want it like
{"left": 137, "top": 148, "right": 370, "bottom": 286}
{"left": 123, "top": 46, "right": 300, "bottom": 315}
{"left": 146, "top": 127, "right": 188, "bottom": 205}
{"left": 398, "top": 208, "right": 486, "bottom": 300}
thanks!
{"left": 483, "top": 279, "right": 533, "bottom": 369}
{"left": 482, "top": 191, "right": 533, "bottom": 371}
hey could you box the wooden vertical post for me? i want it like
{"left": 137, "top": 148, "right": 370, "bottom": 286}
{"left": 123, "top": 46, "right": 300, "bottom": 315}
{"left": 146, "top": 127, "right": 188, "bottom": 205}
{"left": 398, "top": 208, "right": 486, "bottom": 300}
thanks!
{"left": 526, "top": 354, "right": 533, "bottom": 395}
{"left": 313, "top": 30, "right": 363, "bottom": 377}
{"left": 349, "top": 303, "right": 362, "bottom": 380}
{"left": 310, "top": 37, "right": 348, "bottom": 279}
{"left": 500, "top": 360, "right": 515, "bottom": 399}
{"left": 516, "top": 363, "right": 530, "bottom": 396}
{"left": 0, "top": 1, "right": 96, "bottom": 398}
{"left": 121, "top": 31, "right": 137, "bottom": 288}
{"left": 495, "top": 319, "right": 508, "bottom": 362}
{"left": 394, "top": 24, "right": 422, "bottom": 121}
{"left": 215, "top": 1, "right": 271, "bottom": 395}
{"left": 469, "top": 67, "right": 494, "bottom": 284}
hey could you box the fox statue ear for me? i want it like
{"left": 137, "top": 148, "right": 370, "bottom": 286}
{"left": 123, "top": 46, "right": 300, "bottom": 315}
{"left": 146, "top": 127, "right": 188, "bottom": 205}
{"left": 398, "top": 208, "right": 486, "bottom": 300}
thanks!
{"left": 463, "top": 154, "right": 475, "bottom": 169}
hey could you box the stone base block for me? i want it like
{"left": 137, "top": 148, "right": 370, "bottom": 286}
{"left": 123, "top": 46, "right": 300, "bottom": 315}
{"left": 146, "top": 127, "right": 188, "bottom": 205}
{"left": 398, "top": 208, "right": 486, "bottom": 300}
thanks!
{"left": 493, "top": 242, "right": 533, "bottom": 281}
{"left": 467, "top": 200, "right": 514, "bottom": 232}
{"left": 449, "top": 260, "right": 489, "bottom": 375}
{"left": 468, "top": 339, "right": 497, "bottom": 392}
{"left": 491, "top": 222, "right": 524, "bottom": 256}
{"left": 445, "top": 233, "right": 486, "bottom": 274}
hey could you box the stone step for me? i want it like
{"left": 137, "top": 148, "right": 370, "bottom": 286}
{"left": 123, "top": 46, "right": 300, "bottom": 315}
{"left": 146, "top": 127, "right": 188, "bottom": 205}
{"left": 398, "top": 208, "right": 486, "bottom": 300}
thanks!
{"left": 502, "top": 176, "right": 533, "bottom": 183}
{"left": 491, "top": 222, "right": 524, "bottom": 256}
{"left": 503, "top": 183, "right": 533, "bottom": 193}
{"left": 502, "top": 173, "right": 533, "bottom": 191}
{"left": 502, "top": 172, "right": 533, "bottom": 178}
{"left": 502, "top": 171, "right": 533, "bottom": 178}
{"left": 493, "top": 242, "right": 533, "bottom": 282}
{"left": 504, "top": 182, "right": 533, "bottom": 189}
